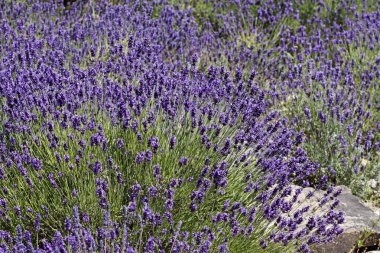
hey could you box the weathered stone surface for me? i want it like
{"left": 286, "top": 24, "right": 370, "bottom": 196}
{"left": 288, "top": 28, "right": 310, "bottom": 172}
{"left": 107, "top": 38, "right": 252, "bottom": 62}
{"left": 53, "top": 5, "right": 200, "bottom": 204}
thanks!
{"left": 311, "top": 186, "right": 380, "bottom": 253}
{"left": 312, "top": 232, "right": 360, "bottom": 253}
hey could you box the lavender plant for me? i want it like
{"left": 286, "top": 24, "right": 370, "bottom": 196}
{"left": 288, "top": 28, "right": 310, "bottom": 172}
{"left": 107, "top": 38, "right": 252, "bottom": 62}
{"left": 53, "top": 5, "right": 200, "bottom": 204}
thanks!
{"left": 265, "top": 5, "right": 380, "bottom": 190}
{"left": 0, "top": 0, "right": 378, "bottom": 252}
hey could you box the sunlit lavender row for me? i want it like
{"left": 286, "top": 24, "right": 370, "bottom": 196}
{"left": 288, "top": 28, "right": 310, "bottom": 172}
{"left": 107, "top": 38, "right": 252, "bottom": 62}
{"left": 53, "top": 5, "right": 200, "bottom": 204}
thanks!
{"left": 0, "top": 0, "right": 378, "bottom": 252}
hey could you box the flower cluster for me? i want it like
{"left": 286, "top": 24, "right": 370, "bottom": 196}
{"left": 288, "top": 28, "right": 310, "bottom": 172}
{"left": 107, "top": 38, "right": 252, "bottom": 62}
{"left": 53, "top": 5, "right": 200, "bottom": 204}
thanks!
{"left": 0, "top": 0, "right": 378, "bottom": 252}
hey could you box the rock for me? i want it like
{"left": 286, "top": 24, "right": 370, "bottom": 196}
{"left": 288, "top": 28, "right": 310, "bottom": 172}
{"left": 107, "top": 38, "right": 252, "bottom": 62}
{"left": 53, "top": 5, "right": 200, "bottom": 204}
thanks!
{"left": 368, "top": 179, "right": 378, "bottom": 189}
{"left": 311, "top": 185, "right": 380, "bottom": 253}
{"left": 361, "top": 159, "right": 369, "bottom": 167}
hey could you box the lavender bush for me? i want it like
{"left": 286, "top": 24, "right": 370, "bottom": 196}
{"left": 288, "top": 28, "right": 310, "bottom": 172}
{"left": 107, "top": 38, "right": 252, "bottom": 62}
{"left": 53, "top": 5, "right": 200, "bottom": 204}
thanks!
{"left": 0, "top": 0, "right": 378, "bottom": 252}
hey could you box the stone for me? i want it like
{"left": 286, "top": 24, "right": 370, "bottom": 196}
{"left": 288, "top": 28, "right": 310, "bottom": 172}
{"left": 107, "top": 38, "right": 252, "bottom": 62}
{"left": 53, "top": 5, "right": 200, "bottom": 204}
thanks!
{"left": 311, "top": 185, "right": 380, "bottom": 253}
{"left": 361, "top": 159, "right": 369, "bottom": 167}
{"left": 368, "top": 179, "right": 378, "bottom": 189}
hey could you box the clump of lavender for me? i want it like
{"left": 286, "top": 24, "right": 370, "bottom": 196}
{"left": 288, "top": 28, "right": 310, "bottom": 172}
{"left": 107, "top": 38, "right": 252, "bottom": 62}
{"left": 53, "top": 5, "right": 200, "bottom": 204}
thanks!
{"left": 0, "top": 0, "right": 356, "bottom": 252}
{"left": 268, "top": 7, "right": 379, "bottom": 190}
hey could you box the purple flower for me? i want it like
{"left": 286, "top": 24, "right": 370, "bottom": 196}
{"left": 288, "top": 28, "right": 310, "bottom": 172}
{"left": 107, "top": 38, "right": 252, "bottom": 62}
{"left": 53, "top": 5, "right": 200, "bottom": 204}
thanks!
{"left": 145, "top": 149, "right": 153, "bottom": 161}
{"left": 153, "top": 164, "right": 161, "bottom": 181}
{"left": 318, "top": 111, "right": 327, "bottom": 124}
{"left": 92, "top": 160, "right": 102, "bottom": 175}
{"left": 135, "top": 152, "right": 145, "bottom": 164}
{"left": 259, "top": 239, "right": 267, "bottom": 249}
{"left": 72, "top": 189, "right": 78, "bottom": 198}
{"left": 48, "top": 173, "right": 58, "bottom": 188}
{"left": 148, "top": 137, "right": 160, "bottom": 153}
{"left": 169, "top": 135, "right": 176, "bottom": 149}
{"left": 179, "top": 157, "right": 188, "bottom": 166}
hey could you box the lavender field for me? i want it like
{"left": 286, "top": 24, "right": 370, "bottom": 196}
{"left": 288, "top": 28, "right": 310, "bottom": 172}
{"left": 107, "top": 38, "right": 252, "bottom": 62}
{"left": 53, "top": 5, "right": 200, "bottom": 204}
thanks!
{"left": 0, "top": 0, "right": 379, "bottom": 252}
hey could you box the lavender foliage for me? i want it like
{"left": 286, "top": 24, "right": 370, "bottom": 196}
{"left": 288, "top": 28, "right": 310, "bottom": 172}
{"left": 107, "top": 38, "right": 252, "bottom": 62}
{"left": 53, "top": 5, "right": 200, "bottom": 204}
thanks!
{"left": 0, "top": 0, "right": 378, "bottom": 252}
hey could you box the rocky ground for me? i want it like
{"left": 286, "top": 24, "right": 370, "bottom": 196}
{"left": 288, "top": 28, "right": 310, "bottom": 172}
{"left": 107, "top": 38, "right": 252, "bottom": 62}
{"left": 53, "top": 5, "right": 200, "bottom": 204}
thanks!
{"left": 307, "top": 186, "right": 380, "bottom": 253}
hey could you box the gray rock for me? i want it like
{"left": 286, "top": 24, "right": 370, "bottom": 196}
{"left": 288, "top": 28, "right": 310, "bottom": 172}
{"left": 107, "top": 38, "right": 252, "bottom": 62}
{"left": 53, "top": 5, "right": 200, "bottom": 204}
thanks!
{"left": 337, "top": 186, "right": 380, "bottom": 232}
{"left": 311, "top": 186, "right": 380, "bottom": 253}
{"left": 368, "top": 179, "right": 378, "bottom": 189}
